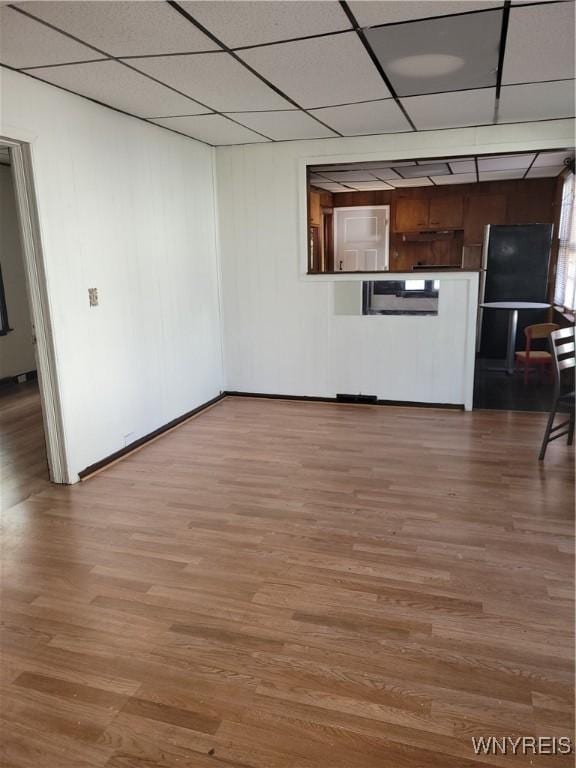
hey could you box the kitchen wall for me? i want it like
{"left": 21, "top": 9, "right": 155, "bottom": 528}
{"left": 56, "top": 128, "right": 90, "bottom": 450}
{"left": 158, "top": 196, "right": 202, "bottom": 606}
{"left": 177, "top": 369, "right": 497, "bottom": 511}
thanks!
{"left": 216, "top": 119, "right": 574, "bottom": 406}
{"left": 0, "top": 163, "right": 36, "bottom": 379}
{"left": 1, "top": 68, "right": 223, "bottom": 481}
{"left": 311, "top": 177, "right": 558, "bottom": 272}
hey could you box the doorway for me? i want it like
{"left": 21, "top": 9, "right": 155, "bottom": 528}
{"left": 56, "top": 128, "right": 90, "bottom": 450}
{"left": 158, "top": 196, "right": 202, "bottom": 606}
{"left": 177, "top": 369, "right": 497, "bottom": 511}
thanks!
{"left": 0, "top": 139, "right": 68, "bottom": 505}
{"left": 333, "top": 205, "right": 390, "bottom": 272}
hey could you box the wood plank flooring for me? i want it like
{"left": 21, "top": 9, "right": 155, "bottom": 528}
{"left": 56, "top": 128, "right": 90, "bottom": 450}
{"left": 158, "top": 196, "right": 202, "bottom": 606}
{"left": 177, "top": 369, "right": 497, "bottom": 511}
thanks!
{"left": 0, "top": 381, "right": 50, "bottom": 511}
{"left": 1, "top": 396, "right": 574, "bottom": 767}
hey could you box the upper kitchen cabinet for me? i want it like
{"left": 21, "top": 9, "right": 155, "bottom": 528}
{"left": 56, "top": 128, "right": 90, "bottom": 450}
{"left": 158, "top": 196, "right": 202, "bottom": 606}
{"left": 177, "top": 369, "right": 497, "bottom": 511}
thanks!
{"left": 394, "top": 198, "right": 429, "bottom": 232}
{"left": 394, "top": 194, "right": 464, "bottom": 232}
{"left": 429, "top": 195, "right": 464, "bottom": 229}
{"left": 464, "top": 193, "right": 507, "bottom": 245}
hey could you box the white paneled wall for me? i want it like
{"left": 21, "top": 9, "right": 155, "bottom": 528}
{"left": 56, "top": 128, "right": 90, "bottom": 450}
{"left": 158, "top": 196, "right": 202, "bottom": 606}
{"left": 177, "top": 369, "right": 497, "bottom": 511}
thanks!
{"left": 0, "top": 164, "right": 36, "bottom": 379}
{"left": 1, "top": 68, "right": 223, "bottom": 480}
{"left": 216, "top": 120, "right": 574, "bottom": 407}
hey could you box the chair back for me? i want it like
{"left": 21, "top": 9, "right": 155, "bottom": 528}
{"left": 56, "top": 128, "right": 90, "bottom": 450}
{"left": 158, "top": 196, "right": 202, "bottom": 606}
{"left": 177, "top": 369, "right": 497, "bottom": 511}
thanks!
{"left": 525, "top": 323, "right": 559, "bottom": 341}
{"left": 550, "top": 326, "right": 576, "bottom": 390}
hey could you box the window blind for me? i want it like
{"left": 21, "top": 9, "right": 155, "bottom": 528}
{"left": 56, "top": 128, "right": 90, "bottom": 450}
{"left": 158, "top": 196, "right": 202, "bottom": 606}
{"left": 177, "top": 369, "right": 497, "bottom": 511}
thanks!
{"left": 554, "top": 171, "right": 576, "bottom": 311}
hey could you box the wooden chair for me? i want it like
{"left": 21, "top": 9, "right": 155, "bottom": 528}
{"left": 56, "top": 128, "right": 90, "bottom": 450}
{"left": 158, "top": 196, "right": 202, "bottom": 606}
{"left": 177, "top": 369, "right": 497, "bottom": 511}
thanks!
{"left": 515, "top": 323, "right": 559, "bottom": 385}
{"left": 539, "top": 326, "right": 575, "bottom": 460}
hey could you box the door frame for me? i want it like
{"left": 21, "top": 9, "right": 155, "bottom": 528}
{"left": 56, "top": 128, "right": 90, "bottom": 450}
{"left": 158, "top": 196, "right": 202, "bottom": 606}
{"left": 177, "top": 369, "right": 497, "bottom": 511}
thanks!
{"left": 1, "top": 137, "right": 70, "bottom": 484}
{"left": 333, "top": 205, "right": 390, "bottom": 272}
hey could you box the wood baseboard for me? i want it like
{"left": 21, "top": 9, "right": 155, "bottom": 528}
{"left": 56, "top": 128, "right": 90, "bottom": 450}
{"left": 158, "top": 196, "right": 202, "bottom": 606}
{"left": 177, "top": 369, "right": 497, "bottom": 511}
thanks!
{"left": 223, "top": 391, "right": 464, "bottom": 410}
{"left": 78, "top": 393, "right": 226, "bottom": 479}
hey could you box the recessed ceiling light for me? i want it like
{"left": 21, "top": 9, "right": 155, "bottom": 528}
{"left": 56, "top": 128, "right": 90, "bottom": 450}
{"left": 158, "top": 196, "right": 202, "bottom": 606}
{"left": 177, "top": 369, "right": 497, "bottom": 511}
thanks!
{"left": 388, "top": 54, "right": 465, "bottom": 78}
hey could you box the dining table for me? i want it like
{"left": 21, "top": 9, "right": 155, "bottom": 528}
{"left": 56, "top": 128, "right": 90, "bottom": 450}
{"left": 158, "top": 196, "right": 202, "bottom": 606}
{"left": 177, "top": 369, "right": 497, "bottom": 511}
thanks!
{"left": 479, "top": 301, "right": 552, "bottom": 375}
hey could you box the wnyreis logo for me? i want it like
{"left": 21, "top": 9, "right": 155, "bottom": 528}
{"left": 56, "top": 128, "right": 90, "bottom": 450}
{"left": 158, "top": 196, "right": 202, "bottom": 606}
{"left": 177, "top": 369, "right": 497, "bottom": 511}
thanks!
{"left": 472, "top": 736, "right": 573, "bottom": 756}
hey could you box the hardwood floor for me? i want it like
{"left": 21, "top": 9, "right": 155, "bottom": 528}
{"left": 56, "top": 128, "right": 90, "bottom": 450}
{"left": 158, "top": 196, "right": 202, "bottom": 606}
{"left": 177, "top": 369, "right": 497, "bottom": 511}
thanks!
{"left": 0, "top": 381, "right": 50, "bottom": 511}
{"left": 1, "top": 396, "right": 574, "bottom": 767}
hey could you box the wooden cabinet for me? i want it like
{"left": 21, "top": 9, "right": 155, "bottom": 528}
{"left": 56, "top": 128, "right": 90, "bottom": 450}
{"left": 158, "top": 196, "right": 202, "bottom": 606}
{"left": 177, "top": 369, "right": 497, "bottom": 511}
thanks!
{"left": 429, "top": 195, "right": 464, "bottom": 229}
{"left": 309, "top": 189, "right": 321, "bottom": 227}
{"left": 464, "top": 193, "right": 507, "bottom": 245}
{"left": 394, "top": 198, "right": 429, "bottom": 232}
{"left": 394, "top": 195, "right": 463, "bottom": 231}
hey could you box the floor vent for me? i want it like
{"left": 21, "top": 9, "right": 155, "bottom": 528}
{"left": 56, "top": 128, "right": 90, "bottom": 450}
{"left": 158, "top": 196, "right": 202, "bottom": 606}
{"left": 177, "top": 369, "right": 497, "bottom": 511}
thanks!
{"left": 336, "top": 394, "right": 378, "bottom": 404}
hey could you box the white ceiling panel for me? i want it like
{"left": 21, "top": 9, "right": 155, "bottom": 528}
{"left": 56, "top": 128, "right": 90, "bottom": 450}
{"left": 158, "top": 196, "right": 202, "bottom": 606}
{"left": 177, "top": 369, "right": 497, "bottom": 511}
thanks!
{"left": 310, "top": 182, "right": 350, "bottom": 192}
{"left": 404, "top": 163, "right": 450, "bottom": 176}
{"left": 309, "top": 99, "right": 410, "bottom": 136}
{"left": 498, "top": 80, "right": 576, "bottom": 123}
{"left": 348, "top": 181, "right": 395, "bottom": 190}
{"left": 479, "top": 169, "right": 526, "bottom": 181}
{"left": 533, "top": 150, "right": 574, "bottom": 167}
{"left": 391, "top": 177, "right": 434, "bottom": 187}
{"left": 371, "top": 168, "right": 402, "bottom": 180}
{"left": 229, "top": 110, "right": 337, "bottom": 140}
{"left": 402, "top": 88, "right": 496, "bottom": 129}
{"left": 431, "top": 172, "right": 478, "bottom": 184}
{"left": 502, "top": 2, "right": 575, "bottom": 85}
{"left": 28, "top": 60, "right": 211, "bottom": 118}
{"left": 348, "top": 1, "right": 502, "bottom": 27}
{"left": 478, "top": 153, "right": 535, "bottom": 171}
{"left": 526, "top": 165, "right": 566, "bottom": 178}
{"left": 128, "top": 52, "right": 290, "bottom": 112}
{"left": 366, "top": 11, "right": 502, "bottom": 97}
{"left": 180, "top": 1, "right": 352, "bottom": 48}
{"left": 0, "top": 7, "right": 104, "bottom": 69}
{"left": 449, "top": 159, "right": 476, "bottom": 173}
{"left": 20, "top": 1, "right": 218, "bottom": 56}
{"left": 238, "top": 32, "right": 389, "bottom": 109}
{"left": 150, "top": 114, "right": 267, "bottom": 145}
{"left": 321, "top": 170, "right": 381, "bottom": 182}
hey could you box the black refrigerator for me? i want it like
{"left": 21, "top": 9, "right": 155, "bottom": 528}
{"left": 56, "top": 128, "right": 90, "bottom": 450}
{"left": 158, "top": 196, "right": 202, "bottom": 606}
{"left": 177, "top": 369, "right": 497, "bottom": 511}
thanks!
{"left": 479, "top": 224, "right": 552, "bottom": 359}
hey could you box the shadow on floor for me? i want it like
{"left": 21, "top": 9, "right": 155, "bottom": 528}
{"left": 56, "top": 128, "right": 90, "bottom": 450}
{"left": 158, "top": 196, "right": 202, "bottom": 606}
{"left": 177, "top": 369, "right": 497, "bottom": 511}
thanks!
{"left": 474, "top": 359, "right": 556, "bottom": 412}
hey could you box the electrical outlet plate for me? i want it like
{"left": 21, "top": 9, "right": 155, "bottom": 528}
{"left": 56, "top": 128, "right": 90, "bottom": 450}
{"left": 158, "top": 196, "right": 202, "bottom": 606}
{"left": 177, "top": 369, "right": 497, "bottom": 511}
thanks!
{"left": 88, "top": 288, "right": 98, "bottom": 307}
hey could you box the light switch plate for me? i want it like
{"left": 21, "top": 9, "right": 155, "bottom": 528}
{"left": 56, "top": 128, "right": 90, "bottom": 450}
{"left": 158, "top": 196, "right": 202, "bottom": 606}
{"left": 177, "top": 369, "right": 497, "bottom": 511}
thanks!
{"left": 88, "top": 288, "right": 98, "bottom": 307}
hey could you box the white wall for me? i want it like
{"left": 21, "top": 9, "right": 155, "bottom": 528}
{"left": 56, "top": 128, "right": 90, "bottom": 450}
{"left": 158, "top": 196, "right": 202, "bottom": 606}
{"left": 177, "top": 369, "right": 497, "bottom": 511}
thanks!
{"left": 1, "top": 68, "right": 223, "bottom": 481}
{"left": 0, "top": 163, "right": 36, "bottom": 379}
{"left": 216, "top": 120, "right": 574, "bottom": 406}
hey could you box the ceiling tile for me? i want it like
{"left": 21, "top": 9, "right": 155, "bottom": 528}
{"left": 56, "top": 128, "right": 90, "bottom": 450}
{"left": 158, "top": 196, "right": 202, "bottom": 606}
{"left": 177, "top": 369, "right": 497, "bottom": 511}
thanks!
{"left": 403, "top": 163, "right": 450, "bottom": 177}
{"left": 533, "top": 150, "right": 574, "bottom": 168}
{"left": 402, "top": 88, "right": 496, "bottom": 129}
{"left": 310, "top": 182, "right": 350, "bottom": 192}
{"left": 128, "top": 52, "right": 290, "bottom": 112}
{"left": 348, "top": 1, "right": 502, "bottom": 27}
{"left": 348, "top": 181, "right": 395, "bottom": 190}
{"left": 228, "top": 110, "right": 337, "bottom": 140}
{"left": 150, "top": 114, "right": 267, "bottom": 145}
{"left": 321, "top": 170, "right": 381, "bottom": 182}
{"left": 498, "top": 80, "right": 576, "bottom": 123}
{"left": 309, "top": 99, "right": 411, "bottom": 136}
{"left": 238, "top": 32, "right": 389, "bottom": 109}
{"left": 502, "top": 2, "right": 575, "bottom": 85}
{"left": 479, "top": 169, "right": 526, "bottom": 181}
{"left": 20, "top": 1, "right": 218, "bottom": 56}
{"left": 449, "top": 159, "right": 476, "bottom": 173}
{"left": 526, "top": 165, "right": 566, "bottom": 178}
{"left": 431, "top": 172, "right": 478, "bottom": 184}
{"left": 180, "top": 1, "right": 351, "bottom": 48}
{"left": 478, "top": 153, "right": 535, "bottom": 171}
{"left": 371, "top": 168, "right": 402, "bottom": 180}
{"left": 365, "top": 11, "right": 502, "bottom": 97}
{"left": 0, "top": 7, "right": 104, "bottom": 68}
{"left": 391, "top": 177, "right": 434, "bottom": 187}
{"left": 28, "top": 60, "right": 210, "bottom": 118}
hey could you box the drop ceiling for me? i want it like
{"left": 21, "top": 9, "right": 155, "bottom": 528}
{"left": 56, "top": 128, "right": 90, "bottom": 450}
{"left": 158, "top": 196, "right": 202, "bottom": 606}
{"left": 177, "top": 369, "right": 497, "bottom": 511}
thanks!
{"left": 0, "top": 0, "right": 574, "bottom": 146}
{"left": 308, "top": 149, "right": 575, "bottom": 190}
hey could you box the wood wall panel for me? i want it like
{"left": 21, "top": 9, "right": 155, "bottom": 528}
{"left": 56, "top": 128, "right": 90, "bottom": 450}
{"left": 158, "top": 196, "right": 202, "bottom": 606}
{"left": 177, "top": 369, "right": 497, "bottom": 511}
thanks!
{"left": 328, "top": 179, "right": 557, "bottom": 271}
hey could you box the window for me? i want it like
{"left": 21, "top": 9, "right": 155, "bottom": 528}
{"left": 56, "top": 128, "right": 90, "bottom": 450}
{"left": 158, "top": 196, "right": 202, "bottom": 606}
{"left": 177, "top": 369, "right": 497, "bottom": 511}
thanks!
{"left": 554, "top": 171, "right": 576, "bottom": 312}
{"left": 0, "top": 264, "right": 11, "bottom": 335}
{"left": 362, "top": 280, "right": 439, "bottom": 316}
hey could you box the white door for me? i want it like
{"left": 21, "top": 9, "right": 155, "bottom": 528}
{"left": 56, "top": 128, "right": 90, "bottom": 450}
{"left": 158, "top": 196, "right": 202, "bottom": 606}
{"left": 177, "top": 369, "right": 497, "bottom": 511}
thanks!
{"left": 334, "top": 206, "right": 389, "bottom": 272}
